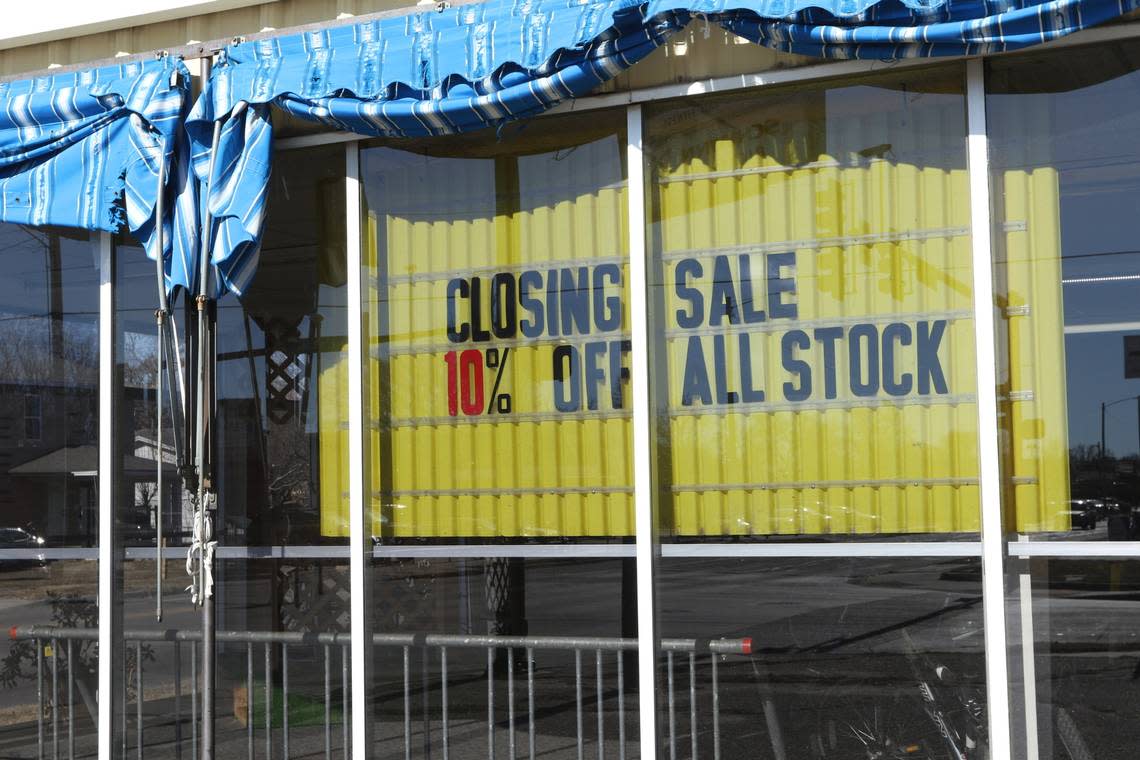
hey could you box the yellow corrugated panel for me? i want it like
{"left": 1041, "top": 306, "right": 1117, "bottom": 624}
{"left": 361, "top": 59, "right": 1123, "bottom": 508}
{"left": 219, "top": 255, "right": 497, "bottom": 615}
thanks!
{"left": 350, "top": 137, "right": 634, "bottom": 538}
{"left": 651, "top": 90, "right": 982, "bottom": 537}
{"left": 316, "top": 85, "right": 1069, "bottom": 540}
{"left": 993, "top": 97, "right": 1070, "bottom": 532}
{"left": 318, "top": 351, "right": 350, "bottom": 536}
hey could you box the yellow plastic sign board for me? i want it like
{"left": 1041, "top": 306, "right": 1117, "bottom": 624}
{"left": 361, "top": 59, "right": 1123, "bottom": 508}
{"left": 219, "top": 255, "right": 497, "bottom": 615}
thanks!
{"left": 318, "top": 129, "right": 1069, "bottom": 538}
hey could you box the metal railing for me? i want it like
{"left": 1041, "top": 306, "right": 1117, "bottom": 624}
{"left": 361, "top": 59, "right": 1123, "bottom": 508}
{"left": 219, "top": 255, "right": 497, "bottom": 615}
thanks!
{"left": 8, "top": 626, "right": 751, "bottom": 760}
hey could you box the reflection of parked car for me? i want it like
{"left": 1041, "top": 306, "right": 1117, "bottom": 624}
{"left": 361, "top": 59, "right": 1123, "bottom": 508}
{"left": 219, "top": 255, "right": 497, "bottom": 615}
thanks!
{"left": 0, "top": 526, "right": 46, "bottom": 567}
{"left": 1063, "top": 500, "right": 1099, "bottom": 530}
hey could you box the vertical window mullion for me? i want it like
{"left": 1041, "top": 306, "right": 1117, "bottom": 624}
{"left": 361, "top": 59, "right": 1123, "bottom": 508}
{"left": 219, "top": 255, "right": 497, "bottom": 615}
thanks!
{"left": 345, "top": 139, "right": 369, "bottom": 760}
{"left": 626, "top": 103, "right": 660, "bottom": 758}
{"left": 97, "top": 230, "right": 115, "bottom": 760}
{"left": 966, "top": 57, "right": 1014, "bottom": 758}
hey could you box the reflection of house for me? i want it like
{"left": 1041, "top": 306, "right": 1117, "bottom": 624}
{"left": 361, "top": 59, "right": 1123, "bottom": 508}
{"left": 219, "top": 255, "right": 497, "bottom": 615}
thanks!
{"left": 0, "top": 379, "right": 194, "bottom": 546}
{"left": 131, "top": 434, "right": 193, "bottom": 542}
{"left": 0, "top": 381, "right": 96, "bottom": 543}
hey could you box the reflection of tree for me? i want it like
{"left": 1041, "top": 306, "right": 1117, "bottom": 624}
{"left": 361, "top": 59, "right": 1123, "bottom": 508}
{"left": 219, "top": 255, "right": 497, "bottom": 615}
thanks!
{"left": 266, "top": 418, "right": 316, "bottom": 539}
{"left": 1070, "top": 443, "right": 1140, "bottom": 509}
{"left": 0, "top": 591, "right": 153, "bottom": 727}
{"left": 0, "top": 317, "right": 98, "bottom": 387}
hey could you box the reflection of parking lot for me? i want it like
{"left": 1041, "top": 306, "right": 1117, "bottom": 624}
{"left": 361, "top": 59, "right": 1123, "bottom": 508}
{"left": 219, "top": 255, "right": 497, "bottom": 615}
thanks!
{"left": 1, "top": 556, "right": 1140, "bottom": 759}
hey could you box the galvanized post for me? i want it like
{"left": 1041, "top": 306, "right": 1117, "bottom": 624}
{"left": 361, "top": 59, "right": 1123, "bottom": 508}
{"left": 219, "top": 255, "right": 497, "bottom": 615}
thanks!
{"left": 441, "top": 647, "right": 449, "bottom": 760}
{"left": 247, "top": 643, "right": 254, "bottom": 760}
{"left": 195, "top": 57, "right": 223, "bottom": 760}
{"left": 485, "top": 648, "right": 494, "bottom": 760}
{"left": 283, "top": 644, "right": 290, "bottom": 760}
{"left": 667, "top": 652, "right": 676, "bottom": 760}
{"left": 596, "top": 650, "right": 604, "bottom": 760}
{"left": 265, "top": 643, "right": 272, "bottom": 760}
{"left": 136, "top": 640, "right": 143, "bottom": 760}
{"left": 507, "top": 648, "right": 516, "bottom": 760}
{"left": 526, "top": 648, "right": 535, "bottom": 760}
{"left": 575, "top": 650, "right": 583, "bottom": 760}
{"left": 325, "top": 645, "right": 332, "bottom": 760}
{"left": 37, "top": 639, "right": 43, "bottom": 760}
{"left": 688, "top": 654, "right": 697, "bottom": 760}
{"left": 175, "top": 641, "right": 183, "bottom": 760}
{"left": 67, "top": 640, "right": 74, "bottom": 760}
{"left": 52, "top": 638, "right": 59, "bottom": 760}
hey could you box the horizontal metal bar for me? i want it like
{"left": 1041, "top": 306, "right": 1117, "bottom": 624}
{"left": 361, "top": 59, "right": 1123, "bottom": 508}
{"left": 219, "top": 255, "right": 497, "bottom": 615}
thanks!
{"left": 381, "top": 256, "right": 627, "bottom": 287}
{"left": 0, "top": 549, "right": 95, "bottom": 560}
{"left": 382, "top": 408, "right": 632, "bottom": 428}
{"left": 9, "top": 627, "right": 350, "bottom": 645}
{"left": 387, "top": 485, "right": 635, "bottom": 499}
{"left": 661, "top": 541, "right": 982, "bottom": 558}
{"left": 1009, "top": 540, "right": 1140, "bottom": 558}
{"left": 9, "top": 626, "right": 750, "bottom": 654}
{"left": 658, "top": 157, "right": 851, "bottom": 183}
{"left": 660, "top": 226, "right": 972, "bottom": 262}
{"left": 672, "top": 476, "right": 979, "bottom": 492}
{"left": 380, "top": 330, "right": 632, "bottom": 358}
{"left": 664, "top": 311, "right": 972, "bottom": 340}
{"left": 668, "top": 394, "right": 979, "bottom": 417}
{"left": 1062, "top": 274, "right": 1140, "bottom": 285}
{"left": 124, "top": 547, "right": 191, "bottom": 560}
{"left": 1063, "top": 320, "right": 1140, "bottom": 334}
{"left": 214, "top": 546, "right": 350, "bottom": 559}
{"left": 120, "top": 546, "right": 351, "bottom": 560}
{"left": 373, "top": 544, "right": 635, "bottom": 559}
{"left": 374, "top": 633, "right": 751, "bottom": 654}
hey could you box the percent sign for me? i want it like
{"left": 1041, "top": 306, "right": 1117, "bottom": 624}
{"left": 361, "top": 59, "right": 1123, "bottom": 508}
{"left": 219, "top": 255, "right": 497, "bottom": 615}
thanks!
{"left": 444, "top": 348, "right": 512, "bottom": 417}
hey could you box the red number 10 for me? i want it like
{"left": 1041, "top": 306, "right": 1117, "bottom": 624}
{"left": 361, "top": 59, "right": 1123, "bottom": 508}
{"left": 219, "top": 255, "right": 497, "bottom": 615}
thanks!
{"left": 444, "top": 350, "right": 484, "bottom": 416}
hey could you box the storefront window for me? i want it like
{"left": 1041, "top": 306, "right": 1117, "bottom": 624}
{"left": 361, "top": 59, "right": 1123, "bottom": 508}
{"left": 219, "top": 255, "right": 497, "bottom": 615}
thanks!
{"left": 642, "top": 66, "right": 990, "bottom": 758}
{"left": 1005, "top": 557, "right": 1140, "bottom": 759}
{"left": 644, "top": 69, "right": 979, "bottom": 541}
{"left": 989, "top": 42, "right": 1140, "bottom": 542}
{"left": 360, "top": 109, "right": 638, "bottom": 759}
{"left": 657, "top": 556, "right": 986, "bottom": 760}
{"left": 112, "top": 145, "right": 349, "bottom": 759}
{"left": 989, "top": 40, "right": 1140, "bottom": 760}
{"left": 0, "top": 225, "right": 99, "bottom": 757}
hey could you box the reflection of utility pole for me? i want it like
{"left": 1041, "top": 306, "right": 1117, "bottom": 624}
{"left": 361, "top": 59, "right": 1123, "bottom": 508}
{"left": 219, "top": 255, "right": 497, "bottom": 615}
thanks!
{"left": 1099, "top": 395, "right": 1140, "bottom": 503}
{"left": 47, "top": 233, "right": 63, "bottom": 381}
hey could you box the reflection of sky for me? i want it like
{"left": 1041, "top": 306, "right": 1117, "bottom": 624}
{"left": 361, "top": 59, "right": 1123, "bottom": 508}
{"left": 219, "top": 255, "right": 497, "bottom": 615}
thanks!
{"left": 0, "top": 225, "right": 99, "bottom": 385}
{"left": 988, "top": 64, "right": 1140, "bottom": 457}
{"left": 1066, "top": 333, "right": 1140, "bottom": 457}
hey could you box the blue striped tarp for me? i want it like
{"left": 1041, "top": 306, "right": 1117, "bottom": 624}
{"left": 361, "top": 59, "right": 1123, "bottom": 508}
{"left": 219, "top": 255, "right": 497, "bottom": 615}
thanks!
{"left": 0, "top": 0, "right": 1126, "bottom": 298}
{"left": 186, "top": 1, "right": 681, "bottom": 295}
{"left": 0, "top": 55, "right": 193, "bottom": 291}
{"left": 716, "top": 0, "right": 1140, "bottom": 58}
{"left": 186, "top": 0, "right": 1135, "bottom": 297}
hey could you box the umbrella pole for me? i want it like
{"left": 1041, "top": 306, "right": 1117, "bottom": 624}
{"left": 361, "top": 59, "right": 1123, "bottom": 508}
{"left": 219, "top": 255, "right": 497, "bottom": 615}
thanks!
{"left": 196, "top": 105, "right": 223, "bottom": 760}
{"left": 153, "top": 136, "right": 168, "bottom": 624}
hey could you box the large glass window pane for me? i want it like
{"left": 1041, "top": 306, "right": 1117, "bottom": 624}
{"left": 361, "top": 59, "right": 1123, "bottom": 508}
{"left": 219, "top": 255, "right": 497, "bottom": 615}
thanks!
{"left": 988, "top": 42, "right": 1140, "bottom": 542}
{"left": 360, "top": 110, "right": 638, "bottom": 759}
{"left": 112, "top": 145, "right": 349, "bottom": 759}
{"left": 644, "top": 68, "right": 977, "bottom": 543}
{"left": 1005, "top": 558, "right": 1140, "bottom": 759}
{"left": 643, "top": 66, "right": 986, "bottom": 759}
{"left": 0, "top": 225, "right": 99, "bottom": 757}
{"left": 657, "top": 556, "right": 986, "bottom": 760}
{"left": 988, "top": 40, "right": 1140, "bottom": 760}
